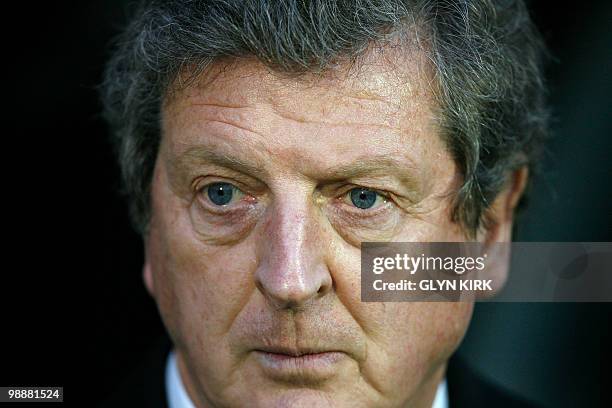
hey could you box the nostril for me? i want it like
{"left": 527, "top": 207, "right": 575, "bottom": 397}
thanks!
{"left": 317, "top": 278, "right": 333, "bottom": 296}
{"left": 255, "top": 279, "right": 264, "bottom": 295}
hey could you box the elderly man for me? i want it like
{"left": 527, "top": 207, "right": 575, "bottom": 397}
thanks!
{"left": 100, "top": 0, "right": 548, "bottom": 407}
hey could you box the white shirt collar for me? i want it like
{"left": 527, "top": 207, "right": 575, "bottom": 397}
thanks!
{"left": 432, "top": 378, "right": 449, "bottom": 408}
{"left": 166, "top": 350, "right": 196, "bottom": 408}
{"left": 166, "top": 350, "right": 448, "bottom": 408}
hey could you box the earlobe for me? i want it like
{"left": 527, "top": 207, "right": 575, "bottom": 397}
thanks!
{"left": 482, "top": 166, "right": 529, "bottom": 246}
{"left": 506, "top": 166, "right": 529, "bottom": 220}
{"left": 476, "top": 167, "right": 529, "bottom": 298}
{"left": 143, "top": 239, "right": 156, "bottom": 297}
{"left": 143, "top": 261, "right": 155, "bottom": 297}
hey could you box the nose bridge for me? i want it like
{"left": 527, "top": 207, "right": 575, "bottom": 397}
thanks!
{"left": 255, "top": 194, "right": 332, "bottom": 309}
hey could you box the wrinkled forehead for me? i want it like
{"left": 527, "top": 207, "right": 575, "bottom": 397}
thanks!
{"left": 162, "top": 41, "right": 437, "bottom": 131}
{"left": 157, "top": 44, "right": 456, "bottom": 209}
{"left": 157, "top": 41, "right": 448, "bottom": 194}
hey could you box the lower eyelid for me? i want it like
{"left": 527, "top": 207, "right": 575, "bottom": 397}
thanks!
{"left": 335, "top": 199, "right": 393, "bottom": 218}
{"left": 196, "top": 201, "right": 253, "bottom": 221}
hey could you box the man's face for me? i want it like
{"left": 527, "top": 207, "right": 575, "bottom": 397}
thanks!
{"left": 145, "top": 50, "right": 475, "bottom": 407}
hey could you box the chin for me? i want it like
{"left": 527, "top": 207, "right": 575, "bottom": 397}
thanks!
{"left": 247, "top": 388, "right": 352, "bottom": 408}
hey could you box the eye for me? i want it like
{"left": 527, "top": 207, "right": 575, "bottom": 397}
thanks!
{"left": 205, "top": 182, "right": 242, "bottom": 206}
{"left": 348, "top": 187, "right": 387, "bottom": 210}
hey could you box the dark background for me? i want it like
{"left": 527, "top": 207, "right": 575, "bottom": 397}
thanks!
{"left": 3, "top": 1, "right": 611, "bottom": 406}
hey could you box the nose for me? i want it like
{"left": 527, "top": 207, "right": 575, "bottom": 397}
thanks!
{"left": 255, "top": 200, "right": 333, "bottom": 310}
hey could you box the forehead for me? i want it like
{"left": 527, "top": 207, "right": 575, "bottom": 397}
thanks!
{"left": 164, "top": 36, "right": 436, "bottom": 121}
{"left": 160, "top": 45, "right": 443, "bottom": 179}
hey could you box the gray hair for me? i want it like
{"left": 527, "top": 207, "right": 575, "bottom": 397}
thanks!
{"left": 101, "top": 0, "right": 549, "bottom": 237}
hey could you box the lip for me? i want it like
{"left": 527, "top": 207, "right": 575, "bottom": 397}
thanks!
{"left": 253, "top": 347, "right": 347, "bottom": 382}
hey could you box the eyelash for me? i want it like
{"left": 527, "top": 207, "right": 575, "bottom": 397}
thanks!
{"left": 194, "top": 180, "right": 395, "bottom": 215}
{"left": 338, "top": 187, "right": 393, "bottom": 215}
{"left": 194, "top": 179, "right": 254, "bottom": 213}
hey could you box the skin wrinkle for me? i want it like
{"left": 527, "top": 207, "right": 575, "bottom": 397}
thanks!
{"left": 103, "top": 1, "right": 548, "bottom": 239}
{"left": 145, "top": 46, "right": 521, "bottom": 406}
{"left": 91, "top": 0, "right": 549, "bottom": 404}
{"left": 189, "top": 95, "right": 404, "bottom": 126}
{"left": 156, "top": 164, "right": 252, "bottom": 348}
{"left": 313, "top": 216, "right": 386, "bottom": 346}
{"left": 170, "top": 146, "right": 269, "bottom": 188}
{"left": 172, "top": 145, "right": 426, "bottom": 208}
{"left": 165, "top": 135, "right": 433, "bottom": 247}
{"left": 203, "top": 118, "right": 265, "bottom": 140}
{"left": 266, "top": 91, "right": 405, "bottom": 129}
{"left": 191, "top": 101, "right": 404, "bottom": 136}
{"left": 183, "top": 50, "right": 417, "bottom": 131}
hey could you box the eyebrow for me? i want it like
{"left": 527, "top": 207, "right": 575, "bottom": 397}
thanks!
{"left": 172, "top": 146, "right": 267, "bottom": 178}
{"left": 324, "top": 155, "right": 424, "bottom": 194}
{"left": 325, "top": 156, "right": 418, "bottom": 180}
{"left": 169, "top": 145, "right": 423, "bottom": 193}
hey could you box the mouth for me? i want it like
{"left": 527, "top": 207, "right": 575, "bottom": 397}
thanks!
{"left": 255, "top": 346, "right": 341, "bottom": 357}
{"left": 252, "top": 347, "right": 347, "bottom": 382}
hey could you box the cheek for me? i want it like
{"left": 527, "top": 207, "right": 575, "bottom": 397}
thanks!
{"left": 148, "top": 165, "right": 257, "bottom": 337}
{"left": 146, "top": 184, "right": 260, "bottom": 396}
{"left": 189, "top": 198, "right": 264, "bottom": 245}
{"left": 391, "top": 302, "right": 474, "bottom": 362}
{"left": 323, "top": 225, "right": 474, "bottom": 401}
{"left": 356, "top": 302, "right": 473, "bottom": 401}
{"left": 342, "top": 213, "right": 474, "bottom": 400}
{"left": 149, "top": 216, "right": 257, "bottom": 341}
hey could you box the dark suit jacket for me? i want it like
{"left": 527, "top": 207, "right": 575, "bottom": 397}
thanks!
{"left": 99, "top": 335, "right": 540, "bottom": 408}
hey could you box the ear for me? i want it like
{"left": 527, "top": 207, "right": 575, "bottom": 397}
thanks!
{"left": 481, "top": 166, "right": 529, "bottom": 245}
{"left": 476, "top": 166, "right": 529, "bottom": 296}
{"left": 143, "top": 238, "right": 156, "bottom": 298}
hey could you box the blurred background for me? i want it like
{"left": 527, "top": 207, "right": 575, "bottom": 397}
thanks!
{"left": 3, "top": 1, "right": 610, "bottom": 406}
